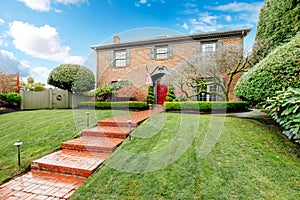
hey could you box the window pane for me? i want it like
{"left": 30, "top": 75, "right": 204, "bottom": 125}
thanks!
{"left": 156, "top": 47, "right": 168, "bottom": 59}
{"left": 202, "top": 43, "right": 216, "bottom": 52}
{"left": 115, "top": 51, "right": 126, "bottom": 59}
{"left": 116, "top": 59, "right": 126, "bottom": 67}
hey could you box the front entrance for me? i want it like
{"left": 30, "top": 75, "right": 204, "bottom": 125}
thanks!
{"left": 156, "top": 82, "right": 168, "bottom": 105}
{"left": 150, "top": 66, "right": 169, "bottom": 105}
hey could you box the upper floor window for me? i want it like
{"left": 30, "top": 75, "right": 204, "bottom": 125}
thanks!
{"left": 150, "top": 45, "right": 173, "bottom": 60}
{"left": 202, "top": 43, "right": 216, "bottom": 53}
{"left": 196, "top": 40, "right": 223, "bottom": 54}
{"left": 110, "top": 49, "right": 130, "bottom": 68}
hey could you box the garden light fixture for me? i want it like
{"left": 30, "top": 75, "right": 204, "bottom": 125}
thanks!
{"left": 14, "top": 140, "right": 23, "bottom": 166}
{"left": 86, "top": 112, "right": 90, "bottom": 127}
{"left": 127, "top": 119, "right": 132, "bottom": 140}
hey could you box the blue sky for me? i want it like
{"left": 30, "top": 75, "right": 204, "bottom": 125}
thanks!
{"left": 0, "top": 0, "right": 264, "bottom": 84}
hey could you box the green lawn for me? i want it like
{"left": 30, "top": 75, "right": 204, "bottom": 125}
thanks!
{"left": 0, "top": 109, "right": 129, "bottom": 184}
{"left": 71, "top": 113, "right": 300, "bottom": 200}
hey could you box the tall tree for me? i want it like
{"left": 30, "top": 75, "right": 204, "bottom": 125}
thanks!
{"left": 48, "top": 64, "right": 95, "bottom": 94}
{"left": 252, "top": 0, "right": 300, "bottom": 65}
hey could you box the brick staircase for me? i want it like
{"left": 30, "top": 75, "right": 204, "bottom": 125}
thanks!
{"left": 0, "top": 108, "right": 163, "bottom": 199}
{"left": 30, "top": 121, "right": 132, "bottom": 178}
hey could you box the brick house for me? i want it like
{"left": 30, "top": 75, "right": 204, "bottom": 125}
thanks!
{"left": 91, "top": 28, "right": 251, "bottom": 104}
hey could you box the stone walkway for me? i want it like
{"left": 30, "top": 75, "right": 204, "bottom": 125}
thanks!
{"left": 0, "top": 108, "right": 163, "bottom": 200}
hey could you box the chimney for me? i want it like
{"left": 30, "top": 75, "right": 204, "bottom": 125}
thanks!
{"left": 113, "top": 34, "right": 120, "bottom": 43}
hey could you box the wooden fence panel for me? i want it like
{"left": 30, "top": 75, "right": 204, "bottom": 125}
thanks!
{"left": 20, "top": 89, "right": 91, "bottom": 110}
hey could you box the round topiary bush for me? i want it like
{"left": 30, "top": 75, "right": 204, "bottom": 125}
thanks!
{"left": 234, "top": 34, "right": 300, "bottom": 105}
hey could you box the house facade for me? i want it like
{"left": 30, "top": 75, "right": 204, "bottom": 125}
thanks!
{"left": 91, "top": 28, "right": 251, "bottom": 104}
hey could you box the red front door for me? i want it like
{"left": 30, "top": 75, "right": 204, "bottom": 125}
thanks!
{"left": 157, "top": 82, "right": 168, "bottom": 105}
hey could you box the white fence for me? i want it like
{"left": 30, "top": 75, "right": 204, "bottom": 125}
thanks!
{"left": 20, "top": 89, "right": 91, "bottom": 110}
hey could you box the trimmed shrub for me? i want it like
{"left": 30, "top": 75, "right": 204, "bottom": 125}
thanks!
{"left": 0, "top": 92, "right": 21, "bottom": 105}
{"left": 266, "top": 88, "right": 300, "bottom": 142}
{"left": 235, "top": 34, "right": 300, "bottom": 105}
{"left": 146, "top": 86, "right": 154, "bottom": 104}
{"left": 166, "top": 85, "right": 176, "bottom": 102}
{"left": 78, "top": 101, "right": 148, "bottom": 110}
{"left": 164, "top": 101, "right": 249, "bottom": 113}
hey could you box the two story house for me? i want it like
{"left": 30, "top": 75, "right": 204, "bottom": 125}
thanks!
{"left": 91, "top": 28, "right": 251, "bottom": 104}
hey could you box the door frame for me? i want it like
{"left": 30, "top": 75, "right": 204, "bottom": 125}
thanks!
{"left": 150, "top": 66, "right": 168, "bottom": 104}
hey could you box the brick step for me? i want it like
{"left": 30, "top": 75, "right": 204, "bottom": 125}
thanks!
{"left": 82, "top": 126, "right": 134, "bottom": 139}
{"left": 61, "top": 137, "right": 124, "bottom": 153}
{"left": 97, "top": 109, "right": 163, "bottom": 128}
{"left": 31, "top": 150, "right": 111, "bottom": 178}
{"left": 98, "top": 120, "right": 138, "bottom": 128}
{"left": 0, "top": 171, "right": 86, "bottom": 199}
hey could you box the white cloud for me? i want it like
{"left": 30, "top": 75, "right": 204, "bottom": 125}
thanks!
{"left": 208, "top": 2, "right": 264, "bottom": 23}
{"left": 182, "top": 2, "right": 264, "bottom": 33}
{"left": 182, "top": 22, "right": 189, "bottom": 30}
{"left": 18, "top": 0, "right": 51, "bottom": 12}
{"left": 135, "top": 0, "right": 163, "bottom": 7}
{"left": 199, "top": 12, "right": 218, "bottom": 25}
{"left": 225, "top": 15, "right": 232, "bottom": 22}
{"left": 0, "top": 18, "right": 4, "bottom": 24}
{"left": 32, "top": 66, "right": 52, "bottom": 78}
{"left": 54, "top": 9, "right": 63, "bottom": 13}
{"left": 0, "top": 50, "right": 31, "bottom": 77}
{"left": 19, "top": 0, "right": 88, "bottom": 12}
{"left": 212, "top": 2, "right": 264, "bottom": 13}
{"left": 54, "top": 0, "right": 88, "bottom": 5}
{"left": 9, "top": 21, "right": 84, "bottom": 64}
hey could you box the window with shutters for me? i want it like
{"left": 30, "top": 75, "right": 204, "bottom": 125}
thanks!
{"left": 202, "top": 43, "right": 216, "bottom": 52}
{"left": 110, "top": 50, "right": 130, "bottom": 68}
{"left": 196, "top": 40, "right": 223, "bottom": 55}
{"left": 150, "top": 45, "right": 173, "bottom": 60}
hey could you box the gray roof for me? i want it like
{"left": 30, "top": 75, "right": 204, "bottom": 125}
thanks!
{"left": 91, "top": 28, "right": 251, "bottom": 51}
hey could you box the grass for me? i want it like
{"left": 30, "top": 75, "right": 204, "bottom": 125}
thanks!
{"left": 0, "top": 109, "right": 129, "bottom": 184}
{"left": 71, "top": 113, "right": 300, "bottom": 200}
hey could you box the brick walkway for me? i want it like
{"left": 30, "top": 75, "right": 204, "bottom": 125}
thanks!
{"left": 0, "top": 107, "right": 163, "bottom": 199}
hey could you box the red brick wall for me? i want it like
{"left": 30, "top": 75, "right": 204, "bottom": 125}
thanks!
{"left": 96, "top": 37, "right": 243, "bottom": 101}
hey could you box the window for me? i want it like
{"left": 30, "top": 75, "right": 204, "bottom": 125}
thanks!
{"left": 202, "top": 43, "right": 216, "bottom": 53}
{"left": 195, "top": 77, "right": 225, "bottom": 102}
{"left": 150, "top": 46, "right": 173, "bottom": 60}
{"left": 110, "top": 50, "right": 130, "bottom": 68}
{"left": 156, "top": 46, "right": 168, "bottom": 59}
{"left": 196, "top": 40, "right": 223, "bottom": 55}
{"left": 115, "top": 51, "right": 126, "bottom": 67}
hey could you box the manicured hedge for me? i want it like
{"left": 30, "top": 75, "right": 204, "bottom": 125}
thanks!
{"left": 235, "top": 34, "right": 300, "bottom": 105}
{"left": 78, "top": 101, "right": 148, "bottom": 110}
{"left": 164, "top": 101, "right": 249, "bottom": 113}
{"left": 0, "top": 92, "right": 22, "bottom": 104}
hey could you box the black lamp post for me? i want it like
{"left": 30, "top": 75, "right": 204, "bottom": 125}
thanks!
{"left": 86, "top": 112, "right": 90, "bottom": 127}
{"left": 127, "top": 119, "right": 132, "bottom": 140}
{"left": 14, "top": 140, "right": 23, "bottom": 166}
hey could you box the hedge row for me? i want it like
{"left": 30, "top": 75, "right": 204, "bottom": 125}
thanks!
{"left": 0, "top": 92, "right": 22, "bottom": 104}
{"left": 78, "top": 101, "right": 148, "bottom": 110}
{"left": 164, "top": 101, "right": 249, "bottom": 113}
{"left": 235, "top": 34, "right": 300, "bottom": 105}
